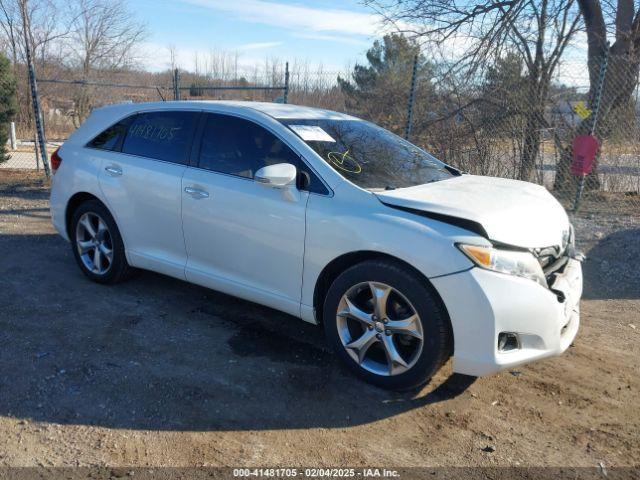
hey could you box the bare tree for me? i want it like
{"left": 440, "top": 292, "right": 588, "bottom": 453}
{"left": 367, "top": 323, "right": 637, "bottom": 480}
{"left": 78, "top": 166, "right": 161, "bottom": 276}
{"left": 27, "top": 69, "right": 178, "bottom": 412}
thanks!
{"left": 366, "top": 0, "right": 582, "bottom": 182}
{"left": 168, "top": 44, "right": 177, "bottom": 71}
{"left": 0, "top": 0, "right": 21, "bottom": 67}
{"left": 66, "top": 0, "right": 146, "bottom": 75}
{"left": 0, "top": 0, "right": 68, "bottom": 70}
{"left": 2, "top": 0, "right": 68, "bottom": 66}
{"left": 0, "top": 0, "right": 69, "bottom": 137}
{"left": 64, "top": 0, "right": 146, "bottom": 123}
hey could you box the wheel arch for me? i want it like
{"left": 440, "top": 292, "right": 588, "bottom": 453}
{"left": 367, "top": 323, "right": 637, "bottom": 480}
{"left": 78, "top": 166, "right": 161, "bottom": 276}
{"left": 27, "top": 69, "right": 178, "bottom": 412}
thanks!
{"left": 313, "top": 250, "right": 454, "bottom": 351}
{"left": 65, "top": 192, "right": 108, "bottom": 239}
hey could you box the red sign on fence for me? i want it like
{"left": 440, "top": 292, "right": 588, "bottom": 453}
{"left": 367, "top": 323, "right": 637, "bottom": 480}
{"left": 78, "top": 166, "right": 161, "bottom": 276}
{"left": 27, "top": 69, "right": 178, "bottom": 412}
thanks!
{"left": 571, "top": 134, "right": 599, "bottom": 176}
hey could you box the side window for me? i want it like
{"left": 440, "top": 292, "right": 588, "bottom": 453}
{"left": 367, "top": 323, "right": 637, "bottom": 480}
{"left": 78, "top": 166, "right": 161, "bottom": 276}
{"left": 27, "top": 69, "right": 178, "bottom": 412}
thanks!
{"left": 198, "top": 113, "right": 328, "bottom": 194}
{"left": 121, "top": 111, "right": 198, "bottom": 164}
{"left": 87, "top": 117, "right": 132, "bottom": 151}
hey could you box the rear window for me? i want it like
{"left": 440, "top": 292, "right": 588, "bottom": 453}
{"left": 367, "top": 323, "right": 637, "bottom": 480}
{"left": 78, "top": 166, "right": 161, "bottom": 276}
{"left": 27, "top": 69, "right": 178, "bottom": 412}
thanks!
{"left": 121, "top": 111, "right": 198, "bottom": 164}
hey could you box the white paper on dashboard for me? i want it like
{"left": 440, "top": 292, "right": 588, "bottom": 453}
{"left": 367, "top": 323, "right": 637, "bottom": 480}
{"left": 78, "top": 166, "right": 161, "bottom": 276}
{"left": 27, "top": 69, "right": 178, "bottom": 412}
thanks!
{"left": 289, "top": 125, "right": 336, "bottom": 142}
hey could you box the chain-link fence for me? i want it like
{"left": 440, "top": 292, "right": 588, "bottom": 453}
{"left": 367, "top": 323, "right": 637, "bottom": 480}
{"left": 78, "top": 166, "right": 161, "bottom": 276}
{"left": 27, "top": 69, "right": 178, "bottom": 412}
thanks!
{"left": 2, "top": 55, "right": 639, "bottom": 221}
{"left": 300, "top": 55, "right": 640, "bottom": 219}
{"left": 0, "top": 66, "right": 289, "bottom": 171}
{"left": 398, "top": 54, "right": 640, "bottom": 217}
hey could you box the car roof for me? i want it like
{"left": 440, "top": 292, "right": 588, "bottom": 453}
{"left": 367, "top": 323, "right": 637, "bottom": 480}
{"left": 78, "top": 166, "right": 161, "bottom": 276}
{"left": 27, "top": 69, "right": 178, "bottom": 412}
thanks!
{"left": 94, "top": 100, "right": 359, "bottom": 121}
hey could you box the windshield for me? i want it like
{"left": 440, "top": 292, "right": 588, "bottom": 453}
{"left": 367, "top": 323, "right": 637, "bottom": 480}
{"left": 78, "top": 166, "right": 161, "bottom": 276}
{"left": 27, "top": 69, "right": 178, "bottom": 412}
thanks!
{"left": 281, "top": 118, "right": 455, "bottom": 190}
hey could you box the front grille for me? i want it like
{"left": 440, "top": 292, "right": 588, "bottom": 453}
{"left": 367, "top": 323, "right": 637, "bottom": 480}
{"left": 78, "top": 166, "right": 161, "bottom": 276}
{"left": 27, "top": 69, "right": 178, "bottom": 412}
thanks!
{"left": 543, "top": 254, "right": 569, "bottom": 281}
{"left": 534, "top": 225, "right": 574, "bottom": 284}
{"left": 536, "top": 246, "right": 563, "bottom": 271}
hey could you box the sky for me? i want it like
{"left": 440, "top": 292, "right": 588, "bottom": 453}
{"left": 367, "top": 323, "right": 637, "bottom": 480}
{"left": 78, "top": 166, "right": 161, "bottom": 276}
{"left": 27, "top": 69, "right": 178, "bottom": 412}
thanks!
{"left": 130, "top": 0, "right": 589, "bottom": 89}
{"left": 132, "top": 0, "right": 383, "bottom": 73}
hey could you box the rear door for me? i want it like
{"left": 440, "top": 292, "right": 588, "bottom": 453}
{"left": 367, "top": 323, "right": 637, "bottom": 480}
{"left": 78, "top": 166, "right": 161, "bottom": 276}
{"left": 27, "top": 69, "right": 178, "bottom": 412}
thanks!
{"left": 97, "top": 110, "right": 200, "bottom": 279}
{"left": 181, "top": 113, "right": 316, "bottom": 316}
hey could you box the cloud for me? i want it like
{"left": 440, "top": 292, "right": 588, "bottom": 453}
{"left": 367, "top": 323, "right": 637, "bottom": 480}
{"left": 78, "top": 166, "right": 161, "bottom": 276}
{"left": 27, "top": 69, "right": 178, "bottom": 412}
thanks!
{"left": 181, "top": 0, "right": 384, "bottom": 37}
{"left": 292, "top": 32, "right": 370, "bottom": 47}
{"left": 138, "top": 42, "right": 190, "bottom": 71}
{"left": 236, "top": 41, "right": 283, "bottom": 51}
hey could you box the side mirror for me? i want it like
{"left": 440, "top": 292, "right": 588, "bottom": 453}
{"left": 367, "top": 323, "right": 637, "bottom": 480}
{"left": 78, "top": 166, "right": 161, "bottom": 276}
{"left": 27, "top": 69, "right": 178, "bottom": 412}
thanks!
{"left": 254, "top": 163, "right": 297, "bottom": 188}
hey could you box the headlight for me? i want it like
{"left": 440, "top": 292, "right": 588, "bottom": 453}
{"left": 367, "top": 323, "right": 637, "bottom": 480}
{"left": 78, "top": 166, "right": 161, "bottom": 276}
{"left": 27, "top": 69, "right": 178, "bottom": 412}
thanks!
{"left": 457, "top": 244, "right": 547, "bottom": 287}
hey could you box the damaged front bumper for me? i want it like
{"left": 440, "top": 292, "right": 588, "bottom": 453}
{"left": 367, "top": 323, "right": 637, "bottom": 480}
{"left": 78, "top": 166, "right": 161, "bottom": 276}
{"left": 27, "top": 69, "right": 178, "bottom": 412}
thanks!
{"left": 431, "top": 256, "right": 583, "bottom": 377}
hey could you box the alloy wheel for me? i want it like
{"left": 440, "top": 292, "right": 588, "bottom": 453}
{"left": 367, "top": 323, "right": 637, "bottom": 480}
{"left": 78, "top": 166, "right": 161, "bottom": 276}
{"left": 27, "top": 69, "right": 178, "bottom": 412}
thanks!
{"left": 75, "top": 212, "right": 114, "bottom": 275}
{"left": 336, "top": 281, "right": 424, "bottom": 376}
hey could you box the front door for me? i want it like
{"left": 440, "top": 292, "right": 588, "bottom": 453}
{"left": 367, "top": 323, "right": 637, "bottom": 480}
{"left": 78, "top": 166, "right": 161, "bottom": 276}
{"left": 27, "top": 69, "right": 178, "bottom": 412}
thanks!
{"left": 181, "top": 113, "right": 308, "bottom": 316}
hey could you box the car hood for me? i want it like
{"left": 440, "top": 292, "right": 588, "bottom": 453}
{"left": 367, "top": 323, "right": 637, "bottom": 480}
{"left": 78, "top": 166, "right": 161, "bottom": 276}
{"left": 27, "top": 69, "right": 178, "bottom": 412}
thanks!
{"left": 375, "top": 175, "right": 570, "bottom": 249}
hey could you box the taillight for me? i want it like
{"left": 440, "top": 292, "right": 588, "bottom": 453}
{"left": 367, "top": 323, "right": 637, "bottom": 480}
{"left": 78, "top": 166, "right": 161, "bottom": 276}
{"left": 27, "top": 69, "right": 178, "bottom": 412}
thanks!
{"left": 50, "top": 147, "right": 62, "bottom": 173}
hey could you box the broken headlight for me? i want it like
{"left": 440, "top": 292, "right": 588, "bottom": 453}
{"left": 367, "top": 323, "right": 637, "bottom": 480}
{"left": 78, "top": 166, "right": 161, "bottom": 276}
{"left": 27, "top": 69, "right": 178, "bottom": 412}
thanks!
{"left": 457, "top": 244, "right": 547, "bottom": 287}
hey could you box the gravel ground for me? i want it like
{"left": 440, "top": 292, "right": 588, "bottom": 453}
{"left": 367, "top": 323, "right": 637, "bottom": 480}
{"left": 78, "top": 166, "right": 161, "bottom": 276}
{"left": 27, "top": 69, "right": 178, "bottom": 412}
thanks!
{"left": 0, "top": 171, "right": 638, "bottom": 469}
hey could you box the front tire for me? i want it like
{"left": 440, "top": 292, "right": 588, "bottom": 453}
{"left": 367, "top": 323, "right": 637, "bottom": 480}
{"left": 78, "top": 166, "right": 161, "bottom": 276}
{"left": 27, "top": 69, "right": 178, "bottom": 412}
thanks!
{"left": 70, "top": 199, "right": 133, "bottom": 284}
{"left": 323, "top": 259, "right": 451, "bottom": 390}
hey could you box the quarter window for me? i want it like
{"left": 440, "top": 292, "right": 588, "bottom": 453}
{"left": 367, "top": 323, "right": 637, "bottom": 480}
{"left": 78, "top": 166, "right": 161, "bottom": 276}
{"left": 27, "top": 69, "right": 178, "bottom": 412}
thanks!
{"left": 121, "top": 111, "right": 198, "bottom": 164}
{"left": 87, "top": 117, "right": 131, "bottom": 151}
{"left": 198, "top": 113, "right": 328, "bottom": 194}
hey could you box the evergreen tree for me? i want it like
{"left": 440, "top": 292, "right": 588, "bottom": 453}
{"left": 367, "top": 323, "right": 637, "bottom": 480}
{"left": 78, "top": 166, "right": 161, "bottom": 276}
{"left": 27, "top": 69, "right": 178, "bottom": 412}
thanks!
{"left": 0, "top": 54, "right": 17, "bottom": 163}
{"left": 338, "top": 34, "right": 433, "bottom": 135}
{"left": 480, "top": 52, "right": 528, "bottom": 132}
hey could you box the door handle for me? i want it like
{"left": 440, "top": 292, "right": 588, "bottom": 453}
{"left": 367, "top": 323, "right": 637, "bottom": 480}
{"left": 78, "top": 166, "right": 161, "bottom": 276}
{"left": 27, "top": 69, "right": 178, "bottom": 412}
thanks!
{"left": 184, "top": 186, "right": 209, "bottom": 199}
{"left": 105, "top": 165, "right": 122, "bottom": 176}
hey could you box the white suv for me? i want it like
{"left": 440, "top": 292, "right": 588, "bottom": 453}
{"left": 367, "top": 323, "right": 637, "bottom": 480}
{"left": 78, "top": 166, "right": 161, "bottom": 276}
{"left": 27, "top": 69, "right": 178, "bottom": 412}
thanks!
{"left": 50, "top": 101, "right": 583, "bottom": 390}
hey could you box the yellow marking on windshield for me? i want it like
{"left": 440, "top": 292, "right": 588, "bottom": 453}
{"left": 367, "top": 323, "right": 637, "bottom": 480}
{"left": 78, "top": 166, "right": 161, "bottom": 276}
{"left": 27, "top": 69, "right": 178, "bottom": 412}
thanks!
{"left": 327, "top": 149, "right": 362, "bottom": 174}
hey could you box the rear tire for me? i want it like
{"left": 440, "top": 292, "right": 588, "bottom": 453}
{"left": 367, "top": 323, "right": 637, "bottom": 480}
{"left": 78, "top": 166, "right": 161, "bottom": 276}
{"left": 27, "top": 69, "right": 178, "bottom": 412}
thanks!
{"left": 70, "top": 199, "right": 133, "bottom": 284}
{"left": 323, "top": 259, "right": 451, "bottom": 390}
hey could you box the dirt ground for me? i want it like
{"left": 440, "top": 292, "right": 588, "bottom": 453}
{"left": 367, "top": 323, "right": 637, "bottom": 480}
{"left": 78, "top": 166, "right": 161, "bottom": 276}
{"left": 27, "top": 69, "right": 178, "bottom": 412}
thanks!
{"left": 0, "top": 170, "right": 638, "bottom": 469}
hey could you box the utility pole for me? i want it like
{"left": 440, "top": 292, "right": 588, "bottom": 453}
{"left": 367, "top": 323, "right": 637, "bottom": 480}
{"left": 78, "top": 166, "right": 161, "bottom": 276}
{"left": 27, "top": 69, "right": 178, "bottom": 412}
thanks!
{"left": 20, "top": 0, "right": 50, "bottom": 177}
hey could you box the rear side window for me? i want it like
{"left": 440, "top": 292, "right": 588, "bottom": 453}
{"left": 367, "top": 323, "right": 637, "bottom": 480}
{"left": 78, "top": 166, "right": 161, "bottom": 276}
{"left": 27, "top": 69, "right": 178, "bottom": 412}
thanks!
{"left": 121, "top": 111, "right": 198, "bottom": 164}
{"left": 87, "top": 118, "right": 131, "bottom": 151}
{"left": 198, "top": 113, "right": 328, "bottom": 194}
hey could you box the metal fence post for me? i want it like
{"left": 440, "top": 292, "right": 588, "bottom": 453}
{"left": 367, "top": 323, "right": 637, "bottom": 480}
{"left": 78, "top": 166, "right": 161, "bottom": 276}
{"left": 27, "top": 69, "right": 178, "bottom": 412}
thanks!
{"left": 574, "top": 45, "right": 610, "bottom": 212}
{"left": 34, "top": 134, "right": 40, "bottom": 171}
{"left": 283, "top": 62, "right": 289, "bottom": 104}
{"left": 20, "top": 0, "right": 50, "bottom": 177}
{"left": 404, "top": 54, "right": 419, "bottom": 141}
{"left": 173, "top": 68, "right": 181, "bottom": 101}
{"left": 9, "top": 122, "right": 16, "bottom": 150}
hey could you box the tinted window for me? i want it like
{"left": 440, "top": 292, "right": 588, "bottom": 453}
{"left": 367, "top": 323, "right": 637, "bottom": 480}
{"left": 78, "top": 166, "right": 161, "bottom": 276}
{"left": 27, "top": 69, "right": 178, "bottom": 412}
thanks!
{"left": 87, "top": 117, "right": 131, "bottom": 151}
{"left": 281, "top": 119, "right": 455, "bottom": 190}
{"left": 198, "top": 114, "right": 327, "bottom": 194}
{"left": 121, "top": 111, "right": 198, "bottom": 164}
